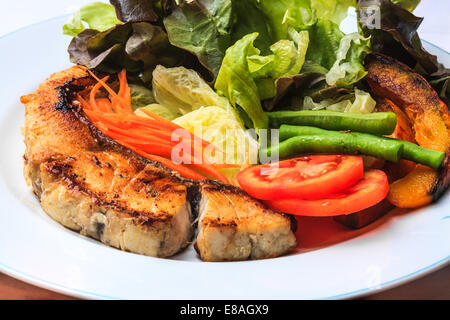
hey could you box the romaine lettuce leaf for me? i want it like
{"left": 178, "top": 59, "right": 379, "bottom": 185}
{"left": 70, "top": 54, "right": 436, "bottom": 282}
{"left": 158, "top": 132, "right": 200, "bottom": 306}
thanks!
{"left": 63, "top": 2, "right": 121, "bottom": 36}
{"left": 271, "top": 30, "right": 309, "bottom": 78}
{"left": 247, "top": 34, "right": 309, "bottom": 80}
{"left": 215, "top": 33, "right": 269, "bottom": 130}
{"left": 129, "top": 84, "right": 156, "bottom": 109}
{"left": 173, "top": 106, "right": 259, "bottom": 166}
{"left": 269, "top": 60, "right": 353, "bottom": 111}
{"left": 163, "top": 0, "right": 273, "bottom": 79}
{"left": 247, "top": 55, "right": 275, "bottom": 78}
{"left": 215, "top": 29, "right": 310, "bottom": 129}
{"left": 231, "top": 0, "right": 273, "bottom": 53}
{"left": 152, "top": 65, "right": 230, "bottom": 115}
{"left": 302, "top": 88, "right": 376, "bottom": 113}
{"left": 305, "top": 19, "right": 344, "bottom": 70}
{"left": 258, "top": 0, "right": 316, "bottom": 40}
{"left": 256, "top": 29, "right": 310, "bottom": 100}
{"left": 258, "top": 0, "right": 356, "bottom": 41}
{"left": 311, "top": 0, "right": 356, "bottom": 25}
{"left": 326, "top": 33, "right": 370, "bottom": 86}
{"left": 135, "top": 104, "right": 181, "bottom": 120}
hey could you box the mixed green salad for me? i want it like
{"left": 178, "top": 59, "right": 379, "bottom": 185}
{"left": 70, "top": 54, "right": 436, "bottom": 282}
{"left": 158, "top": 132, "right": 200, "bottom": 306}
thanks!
{"left": 64, "top": 0, "right": 448, "bottom": 129}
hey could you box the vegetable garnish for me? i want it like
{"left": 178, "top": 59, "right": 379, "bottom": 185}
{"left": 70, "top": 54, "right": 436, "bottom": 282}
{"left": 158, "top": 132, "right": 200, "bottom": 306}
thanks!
{"left": 264, "top": 170, "right": 389, "bottom": 217}
{"left": 267, "top": 110, "right": 398, "bottom": 135}
{"left": 237, "top": 155, "right": 364, "bottom": 201}
{"left": 119, "top": 142, "right": 208, "bottom": 181}
{"left": 63, "top": 2, "right": 121, "bottom": 36}
{"left": 263, "top": 125, "right": 445, "bottom": 169}
{"left": 79, "top": 69, "right": 229, "bottom": 183}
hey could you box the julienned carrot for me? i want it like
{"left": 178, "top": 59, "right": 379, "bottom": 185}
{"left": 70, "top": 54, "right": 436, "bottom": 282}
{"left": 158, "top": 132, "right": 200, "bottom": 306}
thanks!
{"left": 101, "top": 124, "right": 171, "bottom": 145}
{"left": 139, "top": 109, "right": 218, "bottom": 152}
{"left": 191, "top": 164, "right": 230, "bottom": 184}
{"left": 91, "top": 113, "right": 204, "bottom": 165}
{"left": 77, "top": 94, "right": 92, "bottom": 111}
{"left": 211, "top": 164, "right": 241, "bottom": 168}
{"left": 82, "top": 69, "right": 230, "bottom": 183}
{"left": 96, "top": 98, "right": 113, "bottom": 113}
{"left": 118, "top": 69, "right": 132, "bottom": 112}
{"left": 119, "top": 142, "right": 208, "bottom": 180}
{"left": 140, "top": 108, "right": 179, "bottom": 129}
{"left": 83, "top": 109, "right": 206, "bottom": 152}
{"left": 93, "top": 116, "right": 207, "bottom": 164}
{"left": 86, "top": 110, "right": 176, "bottom": 133}
{"left": 89, "top": 76, "right": 109, "bottom": 112}
{"left": 87, "top": 70, "right": 131, "bottom": 114}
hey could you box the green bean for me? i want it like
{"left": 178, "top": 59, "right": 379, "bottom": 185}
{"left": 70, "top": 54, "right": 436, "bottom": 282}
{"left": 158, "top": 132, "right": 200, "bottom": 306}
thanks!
{"left": 276, "top": 125, "right": 445, "bottom": 169}
{"left": 279, "top": 125, "right": 337, "bottom": 141}
{"left": 264, "top": 130, "right": 403, "bottom": 163}
{"left": 267, "top": 110, "right": 397, "bottom": 135}
{"left": 396, "top": 140, "right": 445, "bottom": 169}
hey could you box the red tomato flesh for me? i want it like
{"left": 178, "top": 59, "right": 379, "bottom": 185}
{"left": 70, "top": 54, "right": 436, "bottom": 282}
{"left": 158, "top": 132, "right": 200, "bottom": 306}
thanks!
{"left": 264, "top": 170, "right": 389, "bottom": 217}
{"left": 237, "top": 155, "right": 364, "bottom": 200}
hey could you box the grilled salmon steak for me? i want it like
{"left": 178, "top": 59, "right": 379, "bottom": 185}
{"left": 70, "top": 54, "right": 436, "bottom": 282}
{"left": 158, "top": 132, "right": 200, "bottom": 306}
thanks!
{"left": 21, "top": 67, "right": 297, "bottom": 261}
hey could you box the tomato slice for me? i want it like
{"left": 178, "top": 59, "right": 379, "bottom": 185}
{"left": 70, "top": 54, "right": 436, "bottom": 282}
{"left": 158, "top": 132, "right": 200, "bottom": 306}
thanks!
{"left": 264, "top": 170, "right": 389, "bottom": 217}
{"left": 237, "top": 155, "right": 364, "bottom": 200}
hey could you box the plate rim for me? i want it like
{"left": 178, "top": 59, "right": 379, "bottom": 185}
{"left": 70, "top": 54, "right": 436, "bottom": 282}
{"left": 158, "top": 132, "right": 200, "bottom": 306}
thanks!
{"left": 0, "top": 253, "right": 448, "bottom": 300}
{"left": 0, "top": 13, "right": 449, "bottom": 300}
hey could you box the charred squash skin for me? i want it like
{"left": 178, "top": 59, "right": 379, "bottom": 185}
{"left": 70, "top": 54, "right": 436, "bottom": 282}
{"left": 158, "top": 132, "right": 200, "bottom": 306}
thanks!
{"left": 365, "top": 53, "right": 450, "bottom": 208}
{"left": 376, "top": 99, "right": 417, "bottom": 182}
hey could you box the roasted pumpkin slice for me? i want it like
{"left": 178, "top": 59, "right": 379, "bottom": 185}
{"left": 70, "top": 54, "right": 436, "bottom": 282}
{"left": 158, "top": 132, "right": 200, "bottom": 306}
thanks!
{"left": 365, "top": 53, "right": 450, "bottom": 208}
{"left": 376, "top": 98, "right": 417, "bottom": 182}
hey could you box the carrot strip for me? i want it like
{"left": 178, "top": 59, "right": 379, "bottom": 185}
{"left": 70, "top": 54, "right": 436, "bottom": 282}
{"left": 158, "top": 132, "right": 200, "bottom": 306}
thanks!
{"left": 140, "top": 108, "right": 180, "bottom": 129}
{"left": 139, "top": 109, "right": 220, "bottom": 154}
{"left": 143, "top": 155, "right": 207, "bottom": 180}
{"left": 118, "top": 69, "right": 132, "bottom": 113}
{"left": 211, "top": 164, "right": 241, "bottom": 168}
{"left": 110, "top": 134, "right": 168, "bottom": 148}
{"left": 87, "top": 70, "right": 131, "bottom": 113}
{"left": 83, "top": 69, "right": 233, "bottom": 184}
{"left": 77, "top": 94, "right": 92, "bottom": 111}
{"left": 104, "top": 125, "right": 173, "bottom": 146}
{"left": 119, "top": 142, "right": 207, "bottom": 180}
{"left": 89, "top": 76, "right": 109, "bottom": 112}
{"left": 96, "top": 98, "right": 113, "bottom": 113}
{"left": 191, "top": 164, "right": 229, "bottom": 184}
{"left": 90, "top": 114, "right": 211, "bottom": 164}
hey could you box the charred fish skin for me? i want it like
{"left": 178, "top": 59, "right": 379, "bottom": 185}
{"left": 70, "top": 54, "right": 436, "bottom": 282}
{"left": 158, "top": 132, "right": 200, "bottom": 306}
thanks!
{"left": 21, "top": 67, "right": 298, "bottom": 261}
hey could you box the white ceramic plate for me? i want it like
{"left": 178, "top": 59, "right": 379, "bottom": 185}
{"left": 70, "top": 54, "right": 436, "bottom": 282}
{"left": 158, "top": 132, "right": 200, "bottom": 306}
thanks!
{"left": 0, "top": 15, "right": 449, "bottom": 300}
